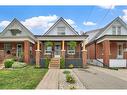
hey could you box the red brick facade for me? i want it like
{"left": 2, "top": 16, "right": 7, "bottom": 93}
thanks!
{"left": 24, "top": 40, "right": 30, "bottom": 63}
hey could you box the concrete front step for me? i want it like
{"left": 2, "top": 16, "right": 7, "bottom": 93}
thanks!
{"left": 49, "top": 58, "right": 60, "bottom": 69}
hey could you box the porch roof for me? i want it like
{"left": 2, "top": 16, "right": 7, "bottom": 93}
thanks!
{"left": 97, "top": 35, "right": 127, "bottom": 43}
{"left": 0, "top": 36, "right": 35, "bottom": 44}
{"left": 35, "top": 35, "right": 88, "bottom": 41}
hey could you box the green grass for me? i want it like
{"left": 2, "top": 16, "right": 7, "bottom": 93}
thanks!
{"left": 0, "top": 65, "right": 48, "bottom": 89}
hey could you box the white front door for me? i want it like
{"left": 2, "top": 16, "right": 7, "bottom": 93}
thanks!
{"left": 117, "top": 43, "right": 123, "bottom": 59}
{"left": 54, "top": 45, "right": 61, "bottom": 58}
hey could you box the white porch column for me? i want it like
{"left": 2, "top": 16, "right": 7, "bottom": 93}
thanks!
{"left": 36, "top": 40, "right": 41, "bottom": 67}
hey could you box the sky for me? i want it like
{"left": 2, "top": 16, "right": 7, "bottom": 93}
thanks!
{"left": 0, "top": 6, "right": 127, "bottom": 35}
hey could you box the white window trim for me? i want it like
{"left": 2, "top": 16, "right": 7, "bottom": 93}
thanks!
{"left": 57, "top": 27, "right": 66, "bottom": 35}
{"left": 67, "top": 50, "right": 75, "bottom": 55}
{"left": 112, "top": 26, "right": 121, "bottom": 35}
{"left": 44, "top": 46, "right": 52, "bottom": 55}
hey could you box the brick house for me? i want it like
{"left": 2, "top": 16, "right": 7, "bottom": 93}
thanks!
{"left": 85, "top": 17, "right": 127, "bottom": 68}
{"left": 0, "top": 17, "right": 88, "bottom": 68}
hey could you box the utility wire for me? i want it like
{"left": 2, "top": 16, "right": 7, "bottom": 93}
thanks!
{"left": 95, "top": 5, "right": 113, "bottom": 28}
{"left": 85, "top": 6, "right": 95, "bottom": 23}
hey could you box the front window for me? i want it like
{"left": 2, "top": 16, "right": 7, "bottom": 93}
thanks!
{"left": 57, "top": 27, "right": 65, "bottom": 35}
{"left": 45, "top": 46, "right": 52, "bottom": 55}
{"left": 67, "top": 46, "right": 75, "bottom": 55}
{"left": 4, "top": 43, "right": 12, "bottom": 54}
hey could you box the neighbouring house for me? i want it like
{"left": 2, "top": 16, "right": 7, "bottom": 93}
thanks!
{"left": 85, "top": 17, "right": 127, "bottom": 68}
{"left": 0, "top": 17, "right": 88, "bottom": 68}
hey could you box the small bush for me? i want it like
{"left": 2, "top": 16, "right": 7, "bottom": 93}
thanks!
{"left": 12, "top": 62, "right": 27, "bottom": 68}
{"left": 60, "top": 57, "right": 65, "bottom": 69}
{"left": 66, "top": 74, "right": 75, "bottom": 84}
{"left": 4, "top": 59, "right": 14, "bottom": 68}
{"left": 68, "top": 64, "right": 74, "bottom": 69}
{"left": 45, "top": 57, "right": 50, "bottom": 68}
{"left": 70, "top": 86, "right": 76, "bottom": 89}
{"left": 63, "top": 70, "right": 70, "bottom": 74}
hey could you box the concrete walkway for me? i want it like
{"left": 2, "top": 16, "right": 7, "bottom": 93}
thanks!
{"left": 36, "top": 69, "right": 60, "bottom": 89}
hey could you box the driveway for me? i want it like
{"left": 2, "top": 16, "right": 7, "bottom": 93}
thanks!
{"left": 73, "top": 66, "right": 127, "bottom": 89}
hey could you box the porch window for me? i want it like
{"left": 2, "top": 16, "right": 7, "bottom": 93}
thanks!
{"left": 57, "top": 27, "right": 65, "bottom": 35}
{"left": 67, "top": 46, "right": 75, "bottom": 55}
{"left": 112, "top": 26, "right": 116, "bottom": 35}
{"left": 45, "top": 46, "right": 52, "bottom": 55}
{"left": 4, "top": 43, "right": 12, "bottom": 54}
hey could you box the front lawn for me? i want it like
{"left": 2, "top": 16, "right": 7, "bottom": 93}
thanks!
{"left": 0, "top": 65, "right": 48, "bottom": 89}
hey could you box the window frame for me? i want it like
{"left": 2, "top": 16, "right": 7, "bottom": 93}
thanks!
{"left": 57, "top": 27, "right": 66, "bottom": 35}
{"left": 44, "top": 46, "right": 52, "bottom": 55}
{"left": 67, "top": 46, "right": 75, "bottom": 55}
{"left": 4, "top": 43, "right": 12, "bottom": 53}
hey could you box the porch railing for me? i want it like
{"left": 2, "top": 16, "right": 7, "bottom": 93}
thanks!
{"left": 65, "top": 51, "right": 82, "bottom": 59}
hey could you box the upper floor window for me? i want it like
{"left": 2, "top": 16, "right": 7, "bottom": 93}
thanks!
{"left": 112, "top": 26, "right": 116, "bottom": 35}
{"left": 117, "top": 26, "right": 121, "bottom": 35}
{"left": 57, "top": 27, "right": 65, "bottom": 35}
{"left": 112, "top": 26, "right": 121, "bottom": 35}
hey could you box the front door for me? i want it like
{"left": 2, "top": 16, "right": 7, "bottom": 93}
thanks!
{"left": 17, "top": 44, "right": 23, "bottom": 57}
{"left": 117, "top": 43, "right": 123, "bottom": 59}
{"left": 54, "top": 44, "right": 61, "bottom": 58}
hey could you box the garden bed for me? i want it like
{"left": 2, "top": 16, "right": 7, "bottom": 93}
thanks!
{"left": 59, "top": 69, "right": 84, "bottom": 89}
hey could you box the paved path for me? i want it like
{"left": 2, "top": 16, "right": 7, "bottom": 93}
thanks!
{"left": 36, "top": 69, "right": 60, "bottom": 89}
{"left": 73, "top": 67, "right": 127, "bottom": 89}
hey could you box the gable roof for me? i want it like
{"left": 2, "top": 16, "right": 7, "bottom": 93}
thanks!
{"left": 86, "top": 16, "right": 127, "bottom": 44}
{"left": 44, "top": 17, "right": 79, "bottom": 35}
{"left": 0, "top": 18, "right": 35, "bottom": 40}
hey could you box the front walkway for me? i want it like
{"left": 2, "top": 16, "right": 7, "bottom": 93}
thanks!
{"left": 36, "top": 69, "right": 85, "bottom": 89}
{"left": 36, "top": 69, "right": 60, "bottom": 89}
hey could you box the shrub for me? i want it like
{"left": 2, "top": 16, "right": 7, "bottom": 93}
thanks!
{"left": 45, "top": 57, "right": 50, "bottom": 68}
{"left": 70, "top": 86, "right": 76, "bottom": 89}
{"left": 68, "top": 64, "right": 74, "bottom": 69}
{"left": 63, "top": 70, "right": 70, "bottom": 74}
{"left": 66, "top": 74, "right": 75, "bottom": 84}
{"left": 60, "top": 57, "right": 65, "bottom": 69}
{"left": 4, "top": 59, "right": 14, "bottom": 68}
{"left": 12, "top": 62, "right": 27, "bottom": 68}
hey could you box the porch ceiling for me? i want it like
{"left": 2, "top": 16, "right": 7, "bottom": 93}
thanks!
{"left": 97, "top": 35, "right": 127, "bottom": 43}
{"left": 35, "top": 35, "right": 88, "bottom": 41}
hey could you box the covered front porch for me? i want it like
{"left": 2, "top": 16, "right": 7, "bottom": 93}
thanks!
{"left": 35, "top": 35, "right": 88, "bottom": 68}
{"left": 0, "top": 40, "right": 36, "bottom": 64}
{"left": 96, "top": 35, "right": 127, "bottom": 68}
